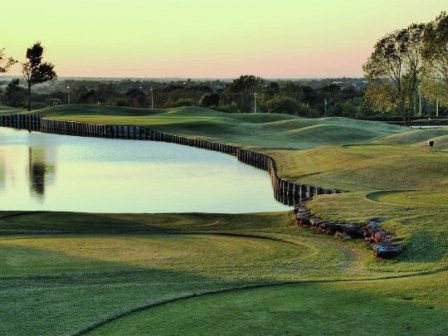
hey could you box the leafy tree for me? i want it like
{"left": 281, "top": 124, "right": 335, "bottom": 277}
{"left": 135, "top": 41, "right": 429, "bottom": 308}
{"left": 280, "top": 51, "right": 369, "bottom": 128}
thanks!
{"left": 0, "top": 48, "right": 17, "bottom": 73}
{"left": 221, "top": 75, "right": 264, "bottom": 112}
{"left": 264, "top": 82, "right": 280, "bottom": 99}
{"left": 423, "top": 12, "right": 448, "bottom": 83}
{"left": 125, "top": 88, "right": 148, "bottom": 107}
{"left": 199, "top": 93, "right": 220, "bottom": 107}
{"left": 363, "top": 24, "right": 426, "bottom": 125}
{"left": 301, "top": 86, "right": 318, "bottom": 106}
{"left": 421, "top": 79, "right": 448, "bottom": 108}
{"left": 22, "top": 42, "right": 57, "bottom": 110}
{"left": 422, "top": 12, "right": 448, "bottom": 107}
{"left": 4, "top": 79, "right": 27, "bottom": 107}
{"left": 73, "top": 86, "right": 97, "bottom": 104}
{"left": 266, "top": 95, "right": 299, "bottom": 115}
{"left": 96, "top": 83, "right": 118, "bottom": 105}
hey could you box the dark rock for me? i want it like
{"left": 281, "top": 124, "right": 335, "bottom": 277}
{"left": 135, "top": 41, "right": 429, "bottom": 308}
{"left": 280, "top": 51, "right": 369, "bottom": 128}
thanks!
{"left": 341, "top": 224, "right": 363, "bottom": 237}
{"left": 373, "top": 243, "right": 402, "bottom": 258}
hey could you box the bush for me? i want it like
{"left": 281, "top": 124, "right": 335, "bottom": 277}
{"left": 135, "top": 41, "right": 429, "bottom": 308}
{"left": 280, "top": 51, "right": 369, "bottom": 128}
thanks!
{"left": 216, "top": 102, "right": 239, "bottom": 113}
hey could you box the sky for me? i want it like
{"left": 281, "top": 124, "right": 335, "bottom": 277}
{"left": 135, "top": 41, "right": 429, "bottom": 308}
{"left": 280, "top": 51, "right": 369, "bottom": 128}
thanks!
{"left": 1, "top": 0, "right": 447, "bottom": 78}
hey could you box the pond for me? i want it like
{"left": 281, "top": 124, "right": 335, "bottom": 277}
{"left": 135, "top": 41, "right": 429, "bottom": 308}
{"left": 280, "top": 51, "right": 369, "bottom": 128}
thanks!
{"left": 0, "top": 127, "right": 290, "bottom": 213}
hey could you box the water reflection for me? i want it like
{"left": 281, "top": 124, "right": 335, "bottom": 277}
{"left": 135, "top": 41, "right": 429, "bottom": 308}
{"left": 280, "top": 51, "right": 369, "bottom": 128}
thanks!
{"left": 28, "top": 147, "right": 56, "bottom": 199}
{"left": 0, "top": 127, "right": 291, "bottom": 213}
{"left": 0, "top": 154, "right": 5, "bottom": 191}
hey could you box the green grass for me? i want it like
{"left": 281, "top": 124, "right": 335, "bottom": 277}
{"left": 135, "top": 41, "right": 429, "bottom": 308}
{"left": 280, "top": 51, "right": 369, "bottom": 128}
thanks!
{"left": 0, "top": 211, "right": 376, "bottom": 335}
{"left": 2, "top": 104, "right": 448, "bottom": 335}
{"left": 1, "top": 211, "right": 446, "bottom": 335}
{"left": 91, "top": 273, "right": 448, "bottom": 336}
{"left": 38, "top": 104, "right": 405, "bottom": 149}
{"left": 367, "top": 190, "right": 448, "bottom": 208}
{"left": 0, "top": 105, "right": 24, "bottom": 113}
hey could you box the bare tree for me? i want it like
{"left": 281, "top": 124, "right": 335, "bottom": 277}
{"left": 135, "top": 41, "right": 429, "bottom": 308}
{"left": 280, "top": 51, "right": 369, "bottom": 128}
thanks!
{"left": 0, "top": 48, "right": 17, "bottom": 73}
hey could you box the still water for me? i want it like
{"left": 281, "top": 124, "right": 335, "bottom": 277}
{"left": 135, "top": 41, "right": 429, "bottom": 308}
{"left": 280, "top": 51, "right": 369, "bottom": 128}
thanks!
{"left": 0, "top": 127, "right": 289, "bottom": 213}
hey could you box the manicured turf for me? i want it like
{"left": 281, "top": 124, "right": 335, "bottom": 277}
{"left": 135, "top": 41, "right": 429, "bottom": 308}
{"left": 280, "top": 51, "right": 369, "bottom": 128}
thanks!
{"left": 367, "top": 190, "right": 448, "bottom": 208}
{"left": 1, "top": 211, "right": 446, "bottom": 335}
{"left": 38, "top": 104, "right": 405, "bottom": 149}
{"left": 1, "top": 104, "right": 447, "bottom": 335}
{"left": 92, "top": 273, "right": 448, "bottom": 336}
{"left": 0, "top": 105, "right": 24, "bottom": 113}
{"left": 0, "top": 211, "right": 374, "bottom": 335}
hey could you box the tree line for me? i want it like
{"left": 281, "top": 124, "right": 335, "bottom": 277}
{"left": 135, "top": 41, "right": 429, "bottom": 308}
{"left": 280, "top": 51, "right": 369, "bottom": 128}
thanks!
{"left": 1, "top": 11, "right": 447, "bottom": 123}
{"left": 364, "top": 11, "right": 448, "bottom": 125}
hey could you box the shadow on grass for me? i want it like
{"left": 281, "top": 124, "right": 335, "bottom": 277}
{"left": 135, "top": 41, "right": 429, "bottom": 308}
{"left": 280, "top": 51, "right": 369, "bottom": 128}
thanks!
{"left": 0, "top": 243, "right": 258, "bottom": 336}
{"left": 401, "top": 231, "right": 447, "bottom": 263}
{"left": 0, "top": 211, "right": 294, "bottom": 235}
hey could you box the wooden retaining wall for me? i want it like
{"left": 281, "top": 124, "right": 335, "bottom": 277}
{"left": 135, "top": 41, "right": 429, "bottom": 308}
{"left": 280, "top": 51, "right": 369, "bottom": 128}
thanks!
{"left": 0, "top": 113, "right": 41, "bottom": 131}
{"left": 0, "top": 114, "right": 343, "bottom": 206}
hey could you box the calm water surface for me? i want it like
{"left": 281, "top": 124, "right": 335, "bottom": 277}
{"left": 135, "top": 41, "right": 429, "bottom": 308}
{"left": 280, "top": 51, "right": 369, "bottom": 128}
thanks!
{"left": 0, "top": 127, "right": 289, "bottom": 213}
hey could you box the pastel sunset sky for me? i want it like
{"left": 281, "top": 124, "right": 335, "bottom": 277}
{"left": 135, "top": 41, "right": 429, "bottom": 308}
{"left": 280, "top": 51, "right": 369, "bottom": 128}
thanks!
{"left": 1, "top": 0, "right": 447, "bottom": 78}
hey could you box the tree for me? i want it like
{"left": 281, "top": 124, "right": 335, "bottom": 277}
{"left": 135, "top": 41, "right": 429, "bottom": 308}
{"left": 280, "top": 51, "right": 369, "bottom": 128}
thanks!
{"left": 221, "top": 75, "right": 264, "bottom": 112}
{"left": 422, "top": 12, "right": 448, "bottom": 107}
{"left": 4, "top": 79, "right": 27, "bottom": 107}
{"left": 0, "top": 48, "right": 16, "bottom": 73}
{"left": 363, "top": 24, "right": 426, "bottom": 125}
{"left": 266, "top": 95, "right": 299, "bottom": 115}
{"left": 423, "top": 12, "right": 448, "bottom": 84}
{"left": 22, "top": 42, "right": 57, "bottom": 110}
{"left": 199, "top": 93, "right": 220, "bottom": 107}
{"left": 265, "top": 82, "right": 280, "bottom": 99}
{"left": 421, "top": 79, "right": 448, "bottom": 109}
{"left": 125, "top": 88, "right": 148, "bottom": 107}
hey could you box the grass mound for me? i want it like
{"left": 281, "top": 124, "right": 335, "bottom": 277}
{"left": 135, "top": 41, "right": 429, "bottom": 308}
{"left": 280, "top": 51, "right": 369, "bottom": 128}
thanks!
{"left": 37, "top": 104, "right": 405, "bottom": 149}
{"left": 0, "top": 105, "right": 24, "bottom": 113}
{"left": 381, "top": 128, "right": 448, "bottom": 145}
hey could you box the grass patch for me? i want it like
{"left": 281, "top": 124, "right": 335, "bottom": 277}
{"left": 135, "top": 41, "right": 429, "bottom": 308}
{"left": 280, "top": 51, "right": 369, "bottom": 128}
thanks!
{"left": 91, "top": 273, "right": 448, "bottom": 336}
{"left": 0, "top": 211, "right": 374, "bottom": 335}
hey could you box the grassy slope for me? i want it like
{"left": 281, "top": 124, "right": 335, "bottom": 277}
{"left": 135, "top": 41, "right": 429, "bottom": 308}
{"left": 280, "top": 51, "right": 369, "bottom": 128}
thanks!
{"left": 92, "top": 273, "right": 448, "bottom": 336}
{"left": 1, "top": 212, "right": 447, "bottom": 335}
{"left": 2, "top": 104, "right": 448, "bottom": 335}
{"left": 0, "top": 105, "right": 24, "bottom": 113}
{"left": 0, "top": 212, "right": 369, "bottom": 335}
{"left": 38, "top": 105, "right": 448, "bottom": 261}
{"left": 39, "top": 104, "right": 405, "bottom": 149}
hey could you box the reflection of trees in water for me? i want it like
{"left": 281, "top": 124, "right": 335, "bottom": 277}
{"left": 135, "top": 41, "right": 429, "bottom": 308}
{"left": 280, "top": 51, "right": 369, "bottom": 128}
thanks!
{"left": 28, "top": 147, "right": 56, "bottom": 199}
{"left": 0, "top": 152, "right": 5, "bottom": 191}
{"left": 30, "top": 162, "right": 46, "bottom": 196}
